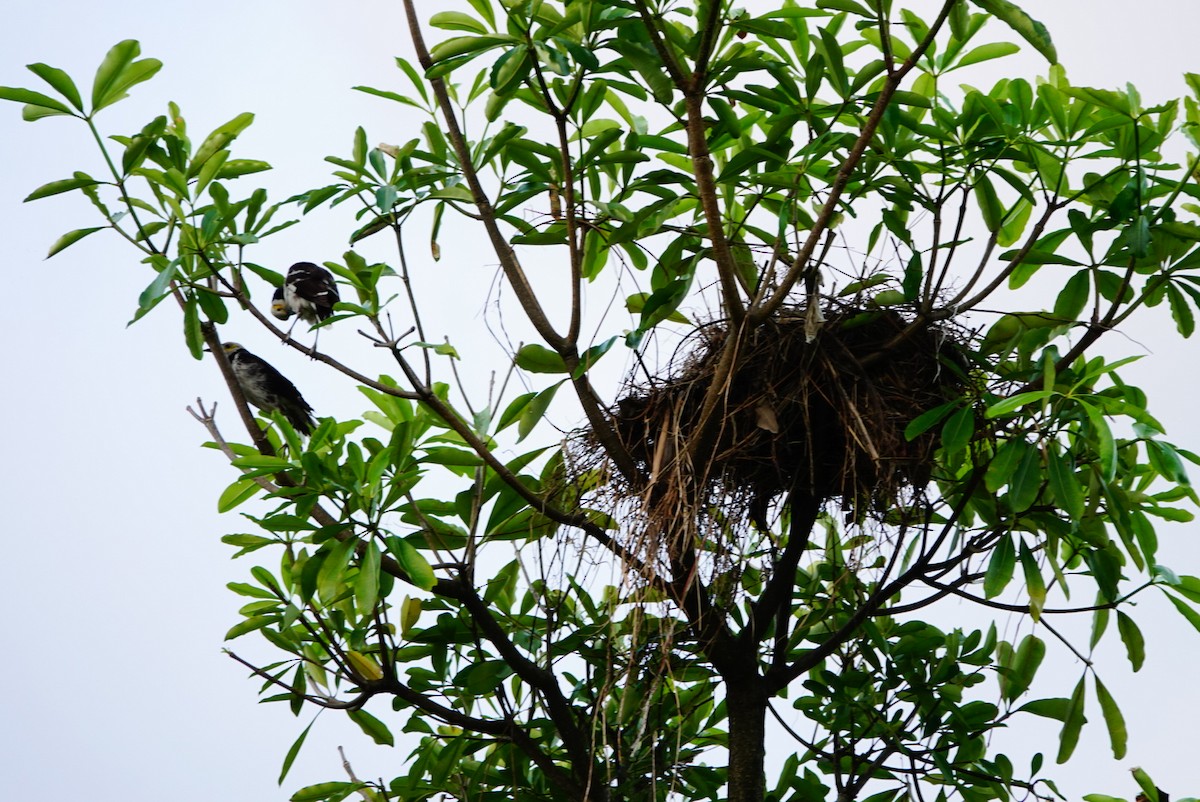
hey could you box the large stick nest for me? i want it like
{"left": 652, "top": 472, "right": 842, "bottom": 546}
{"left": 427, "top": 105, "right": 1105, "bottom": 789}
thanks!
{"left": 592, "top": 305, "right": 969, "bottom": 533}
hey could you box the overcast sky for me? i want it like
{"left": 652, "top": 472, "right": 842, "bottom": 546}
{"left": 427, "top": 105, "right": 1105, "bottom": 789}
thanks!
{"left": 2, "top": 2, "right": 1200, "bottom": 801}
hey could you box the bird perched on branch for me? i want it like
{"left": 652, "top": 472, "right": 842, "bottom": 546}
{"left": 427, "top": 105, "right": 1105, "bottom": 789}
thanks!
{"left": 220, "top": 342, "right": 316, "bottom": 435}
{"left": 271, "top": 261, "right": 340, "bottom": 348}
{"left": 270, "top": 286, "right": 289, "bottom": 322}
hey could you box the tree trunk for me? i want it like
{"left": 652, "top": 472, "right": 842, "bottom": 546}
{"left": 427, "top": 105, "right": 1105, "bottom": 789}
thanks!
{"left": 726, "top": 677, "right": 767, "bottom": 802}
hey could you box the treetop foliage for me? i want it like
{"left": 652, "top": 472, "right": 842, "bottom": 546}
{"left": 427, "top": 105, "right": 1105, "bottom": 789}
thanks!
{"left": 5, "top": 1, "right": 1200, "bottom": 801}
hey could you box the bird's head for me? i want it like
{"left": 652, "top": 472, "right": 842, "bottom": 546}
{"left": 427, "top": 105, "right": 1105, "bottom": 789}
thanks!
{"left": 221, "top": 342, "right": 245, "bottom": 355}
{"left": 270, "top": 286, "right": 293, "bottom": 321}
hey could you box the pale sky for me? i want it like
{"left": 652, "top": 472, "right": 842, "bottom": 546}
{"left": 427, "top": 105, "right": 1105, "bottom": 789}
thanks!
{"left": 2, "top": 2, "right": 1199, "bottom": 800}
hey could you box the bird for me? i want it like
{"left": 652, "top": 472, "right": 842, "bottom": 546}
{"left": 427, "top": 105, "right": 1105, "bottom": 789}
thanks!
{"left": 219, "top": 342, "right": 316, "bottom": 435}
{"left": 272, "top": 261, "right": 340, "bottom": 348}
{"left": 270, "top": 286, "right": 290, "bottom": 322}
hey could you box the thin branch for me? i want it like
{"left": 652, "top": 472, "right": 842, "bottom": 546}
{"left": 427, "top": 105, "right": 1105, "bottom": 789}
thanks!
{"left": 390, "top": 218, "right": 432, "bottom": 384}
{"left": 949, "top": 200, "right": 1058, "bottom": 312}
{"left": 767, "top": 467, "right": 985, "bottom": 692}
{"left": 401, "top": 2, "right": 640, "bottom": 484}
{"left": 690, "top": 0, "right": 725, "bottom": 81}
{"left": 745, "top": 493, "right": 821, "bottom": 645}
{"left": 187, "top": 397, "right": 280, "bottom": 496}
{"left": 887, "top": 576, "right": 1156, "bottom": 617}
{"left": 631, "top": 0, "right": 686, "bottom": 85}
{"left": 374, "top": 323, "right": 663, "bottom": 586}
{"left": 753, "top": 0, "right": 958, "bottom": 322}
{"left": 402, "top": 0, "right": 565, "bottom": 352}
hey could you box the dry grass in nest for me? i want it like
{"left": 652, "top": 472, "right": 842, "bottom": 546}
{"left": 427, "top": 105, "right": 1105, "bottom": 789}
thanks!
{"left": 583, "top": 304, "right": 969, "bottom": 547}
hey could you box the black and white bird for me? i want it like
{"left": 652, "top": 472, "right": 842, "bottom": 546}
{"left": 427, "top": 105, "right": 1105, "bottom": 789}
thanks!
{"left": 270, "top": 286, "right": 290, "bottom": 323}
{"left": 272, "top": 261, "right": 340, "bottom": 347}
{"left": 220, "top": 342, "right": 316, "bottom": 435}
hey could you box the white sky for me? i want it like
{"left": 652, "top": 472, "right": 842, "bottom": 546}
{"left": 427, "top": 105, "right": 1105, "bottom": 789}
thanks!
{"left": 2, "top": 2, "right": 1199, "bottom": 800}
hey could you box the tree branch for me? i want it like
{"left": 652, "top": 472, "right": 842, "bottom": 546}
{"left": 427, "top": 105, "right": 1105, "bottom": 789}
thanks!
{"left": 402, "top": 0, "right": 565, "bottom": 352}
{"left": 752, "top": 0, "right": 958, "bottom": 322}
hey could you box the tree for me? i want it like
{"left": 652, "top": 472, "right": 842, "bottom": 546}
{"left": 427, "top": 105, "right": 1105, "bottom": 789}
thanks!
{"left": 5, "top": 1, "right": 1200, "bottom": 800}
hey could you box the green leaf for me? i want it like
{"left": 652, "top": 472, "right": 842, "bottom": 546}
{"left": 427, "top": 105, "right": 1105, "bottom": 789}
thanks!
{"left": 1090, "top": 605, "right": 1110, "bottom": 650}
{"left": 348, "top": 708, "right": 395, "bottom": 746}
{"left": 1007, "top": 634, "right": 1045, "bottom": 700}
{"left": 986, "top": 438, "right": 1026, "bottom": 492}
{"left": 279, "top": 718, "right": 315, "bottom": 784}
{"left": 573, "top": 336, "right": 618, "bottom": 379}
{"left": 1018, "top": 697, "right": 1071, "bottom": 721}
{"left": 183, "top": 296, "right": 203, "bottom": 360}
{"left": 422, "top": 447, "right": 483, "bottom": 467}
{"left": 1165, "top": 592, "right": 1200, "bottom": 633}
{"left": 625, "top": 292, "right": 690, "bottom": 324}
{"left": 496, "top": 391, "right": 535, "bottom": 433}
{"left": 454, "top": 659, "right": 515, "bottom": 694}
{"left": 218, "top": 477, "right": 259, "bottom": 512}
{"left": 222, "top": 534, "right": 275, "bottom": 557}
{"left": 1008, "top": 444, "right": 1042, "bottom": 513}
{"left": 940, "top": 405, "right": 975, "bottom": 455}
{"left": 609, "top": 40, "right": 673, "bottom": 104}
{"left": 388, "top": 537, "right": 436, "bottom": 590}
{"left": 227, "top": 579, "right": 277, "bottom": 598}
{"left": 578, "top": 117, "right": 623, "bottom": 139}
{"left": 0, "top": 85, "right": 74, "bottom": 117}
{"left": 734, "top": 16, "right": 802, "bottom": 40}
{"left": 291, "top": 782, "right": 356, "bottom": 802}
{"left": 1174, "top": 556, "right": 1200, "bottom": 594}
{"left": 1147, "top": 439, "right": 1191, "bottom": 485}
{"left": 317, "top": 538, "right": 357, "bottom": 603}
{"left": 1093, "top": 675, "right": 1127, "bottom": 760}
{"left": 24, "top": 174, "right": 99, "bottom": 202}
{"left": 224, "top": 614, "right": 273, "bottom": 640}
{"left": 1020, "top": 540, "right": 1047, "bottom": 621}
{"left": 1055, "top": 675, "right": 1087, "bottom": 763}
{"left": 428, "top": 34, "right": 513, "bottom": 67}
{"left": 136, "top": 259, "right": 178, "bottom": 312}
{"left": 971, "top": 1, "right": 1057, "bottom": 63}
{"left": 483, "top": 559, "right": 520, "bottom": 609}
{"left": 26, "top": 63, "right": 84, "bottom": 111}
{"left": 430, "top": 10, "right": 490, "bottom": 34}
{"left": 632, "top": 275, "right": 693, "bottom": 339}
{"left": 816, "top": 0, "right": 872, "bottom": 15}
{"left": 1131, "top": 768, "right": 1160, "bottom": 802}
{"left": 1046, "top": 446, "right": 1084, "bottom": 521}
{"left": 998, "top": 197, "right": 1034, "bottom": 247}
{"left": 519, "top": 381, "right": 564, "bottom": 442}
{"left": 986, "top": 390, "right": 1055, "bottom": 418}
{"left": 953, "top": 41, "right": 1021, "bottom": 70}
{"left": 1080, "top": 401, "right": 1117, "bottom": 481}
{"left": 984, "top": 535, "right": 1016, "bottom": 599}
{"left": 190, "top": 112, "right": 255, "bottom": 176}
{"left": 355, "top": 540, "right": 381, "bottom": 614}
{"left": 346, "top": 650, "right": 383, "bottom": 681}
{"left": 1053, "top": 270, "right": 1090, "bottom": 323}
{"left": 974, "top": 175, "right": 1004, "bottom": 233}
{"left": 514, "top": 343, "right": 567, "bottom": 373}
{"left": 46, "top": 226, "right": 104, "bottom": 258}
{"left": 904, "top": 401, "right": 958, "bottom": 440}
{"left": 217, "top": 159, "right": 271, "bottom": 179}
{"left": 91, "top": 40, "right": 162, "bottom": 112}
